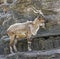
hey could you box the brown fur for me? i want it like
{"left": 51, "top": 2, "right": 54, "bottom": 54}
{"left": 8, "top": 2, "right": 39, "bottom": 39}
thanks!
{"left": 7, "top": 16, "right": 45, "bottom": 53}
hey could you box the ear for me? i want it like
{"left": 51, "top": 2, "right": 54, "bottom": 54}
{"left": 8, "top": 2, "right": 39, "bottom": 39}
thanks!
{"left": 37, "top": 15, "right": 43, "bottom": 20}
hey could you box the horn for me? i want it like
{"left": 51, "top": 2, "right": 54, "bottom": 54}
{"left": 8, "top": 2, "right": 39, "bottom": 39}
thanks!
{"left": 31, "top": 6, "right": 45, "bottom": 18}
{"left": 26, "top": 6, "right": 45, "bottom": 16}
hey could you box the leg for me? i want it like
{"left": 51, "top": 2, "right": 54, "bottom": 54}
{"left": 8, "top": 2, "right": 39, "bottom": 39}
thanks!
{"left": 13, "top": 39, "right": 17, "bottom": 52}
{"left": 27, "top": 39, "right": 32, "bottom": 51}
{"left": 9, "top": 46, "right": 14, "bottom": 54}
{"left": 9, "top": 35, "right": 15, "bottom": 53}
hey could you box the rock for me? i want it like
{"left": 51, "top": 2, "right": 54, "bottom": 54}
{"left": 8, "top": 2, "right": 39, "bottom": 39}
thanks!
{"left": 0, "top": 0, "right": 60, "bottom": 56}
{"left": 0, "top": 35, "right": 9, "bottom": 54}
{"left": 7, "top": 0, "right": 13, "bottom": 4}
{"left": 0, "top": 0, "right": 4, "bottom": 4}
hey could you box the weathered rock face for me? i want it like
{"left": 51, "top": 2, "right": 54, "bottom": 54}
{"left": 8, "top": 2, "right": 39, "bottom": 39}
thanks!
{"left": 0, "top": 0, "right": 4, "bottom": 4}
{"left": 7, "top": 0, "right": 13, "bottom": 3}
{"left": 0, "top": 0, "right": 60, "bottom": 56}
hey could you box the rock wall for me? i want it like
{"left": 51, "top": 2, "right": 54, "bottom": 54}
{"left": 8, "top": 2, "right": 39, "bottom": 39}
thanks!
{"left": 0, "top": 0, "right": 60, "bottom": 56}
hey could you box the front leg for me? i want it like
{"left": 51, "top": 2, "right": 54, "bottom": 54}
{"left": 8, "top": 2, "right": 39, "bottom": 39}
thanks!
{"left": 27, "top": 39, "right": 32, "bottom": 51}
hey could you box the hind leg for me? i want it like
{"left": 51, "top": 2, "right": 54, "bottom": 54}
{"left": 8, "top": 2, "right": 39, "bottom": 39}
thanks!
{"left": 9, "top": 46, "right": 14, "bottom": 54}
{"left": 13, "top": 39, "right": 17, "bottom": 52}
{"left": 9, "top": 35, "right": 15, "bottom": 53}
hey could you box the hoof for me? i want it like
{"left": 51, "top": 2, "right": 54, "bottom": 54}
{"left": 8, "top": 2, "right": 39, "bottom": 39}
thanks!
{"left": 28, "top": 49, "right": 32, "bottom": 52}
{"left": 10, "top": 51, "right": 14, "bottom": 54}
{"left": 14, "top": 50, "right": 18, "bottom": 53}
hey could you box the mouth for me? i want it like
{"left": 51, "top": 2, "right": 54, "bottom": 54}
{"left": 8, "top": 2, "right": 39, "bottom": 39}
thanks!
{"left": 40, "top": 26, "right": 46, "bottom": 30}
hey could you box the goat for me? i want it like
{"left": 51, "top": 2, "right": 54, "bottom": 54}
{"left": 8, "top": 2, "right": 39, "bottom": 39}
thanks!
{"left": 7, "top": 7, "right": 46, "bottom": 53}
{"left": 7, "top": 16, "right": 46, "bottom": 53}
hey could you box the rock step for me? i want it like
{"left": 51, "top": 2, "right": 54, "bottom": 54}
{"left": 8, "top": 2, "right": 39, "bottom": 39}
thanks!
{"left": 6, "top": 49, "right": 60, "bottom": 59}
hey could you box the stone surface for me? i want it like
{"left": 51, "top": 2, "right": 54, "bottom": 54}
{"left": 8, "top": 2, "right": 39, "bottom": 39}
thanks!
{"left": 0, "top": 0, "right": 60, "bottom": 59}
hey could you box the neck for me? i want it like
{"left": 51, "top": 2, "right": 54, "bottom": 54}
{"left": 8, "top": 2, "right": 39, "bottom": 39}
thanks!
{"left": 30, "top": 19, "right": 40, "bottom": 35}
{"left": 33, "top": 17, "right": 37, "bottom": 24}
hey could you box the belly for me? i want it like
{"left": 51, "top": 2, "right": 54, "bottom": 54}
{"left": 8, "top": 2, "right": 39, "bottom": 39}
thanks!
{"left": 16, "top": 33, "right": 27, "bottom": 39}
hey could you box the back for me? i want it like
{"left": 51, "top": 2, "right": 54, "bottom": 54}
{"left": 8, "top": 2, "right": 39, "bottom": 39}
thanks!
{"left": 7, "top": 21, "right": 33, "bottom": 33}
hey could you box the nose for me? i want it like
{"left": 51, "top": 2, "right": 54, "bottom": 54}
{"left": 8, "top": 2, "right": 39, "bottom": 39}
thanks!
{"left": 40, "top": 24, "right": 46, "bottom": 30}
{"left": 43, "top": 26, "right": 46, "bottom": 30}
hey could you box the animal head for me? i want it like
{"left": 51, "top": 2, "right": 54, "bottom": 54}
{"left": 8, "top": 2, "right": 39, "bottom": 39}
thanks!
{"left": 34, "top": 15, "right": 46, "bottom": 29}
